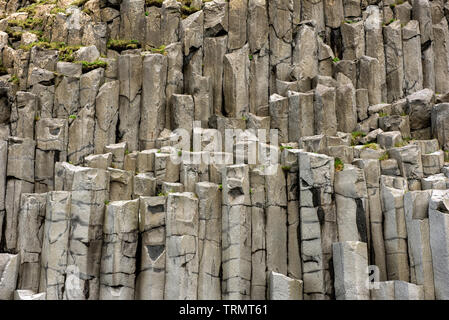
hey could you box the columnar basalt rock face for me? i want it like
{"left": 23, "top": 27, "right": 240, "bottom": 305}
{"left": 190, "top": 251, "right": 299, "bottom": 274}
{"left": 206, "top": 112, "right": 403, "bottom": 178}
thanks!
{"left": 39, "top": 191, "right": 71, "bottom": 300}
{"left": 3, "top": 0, "right": 449, "bottom": 301}
{"left": 136, "top": 196, "right": 167, "bottom": 300}
{"left": 100, "top": 199, "right": 139, "bottom": 300}
{"left": 222, "top": 164, "right": 251, "bottom": 300}
{"left": 65, "top": 167, "right": 110, "bottom": 300}
{"left": 332, "top": 241, "right": 369, "bottom": 300}
{"left": 165, "top": 192, "right": 199, "bottom": 300}
{"left": 298, "top": 151, "right": 335, "bottom": 300}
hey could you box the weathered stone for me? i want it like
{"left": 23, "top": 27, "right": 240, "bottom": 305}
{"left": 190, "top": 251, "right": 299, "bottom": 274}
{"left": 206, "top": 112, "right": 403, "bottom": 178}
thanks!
{"left": 136, "top": 196, "right": 167, "bottom": 300}
{"left": 140, "top": 54, "right": 167, "bottom": 150}
{"left": 333, "top": 241, "right": 369, "bottom": 300}
{"left": 268, "top": 271, "right": 303, "bottom": 300}
{"left": 100, "top": 199, "right": 139, "bottom": 300}
{"left": 16, "top": 193, "right": 46, "bottom": 293}
{"left": 39, "top": 191, "right": 71, "bottom": 300}
{"left": 314, "top": 84, "right": 337, "bottom": 136}
{"left": 94, "top": 81, "right": 119, "bottom": 154}
{"left": 223, "top": 45, "right": 250, "bottom": 118}
{"left": 404, "top": 190, "right": 435, "bottom": 299}
{"left": 402, "top": 20, "right": 423, "bottom": 95}
{"left": 299, "top": 151, "right": 336, "bottom": 299}
{"left": 165, "top": 192, "right": 199, "bottom": 300}
{"left": 14, "top": 290, "right": 46, "bottom": 300}
{"left": 335, "top": 165, "right": 369, "bottom": 243}
{"left": 65, "top": 168, "right": 109, "bottom": 300}
{"left": 222, "top": 164, "right": 251, "bottom": 299}
{"left": 384, "top": 20, "right": 404, "bottom": 103}
{"left": 0, "top": 253, "right": 19, "bottom": 300}
{"left": 108, "top": 168, "right": 133, "bottom": 201}
{"left": 357, "top": 56, "right": 382, "bottom": 105}
{"left": 341, "top": 21, "right": 365, "bottom": 60}
{"left": 405, "top": 88, "right": 434, "bottom": 131}
{"left": 195, "top": 182, "right": 221, "bottom": 300}
{"left": 381, "top": 182, "right": 410, "bottom": 281}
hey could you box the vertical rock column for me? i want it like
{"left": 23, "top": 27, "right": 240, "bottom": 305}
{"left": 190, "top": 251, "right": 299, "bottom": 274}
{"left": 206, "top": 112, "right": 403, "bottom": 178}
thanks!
{"left": 100, "top": 199, "right": 139, "bottom": 300}
{"left": 68, "top": 67, "right": 102, "bottom": 165}
{"left": 94, "top": 81, "right": 120, "bottom": 154}
{"left": 404, "top": 190, "right": 435, "bottom": 300}
{"left": 268, "top": 0, "right": 293, "bottom": 90}
{"left": 222, "top": 164, "right": 251, "bottom": 300}
{"left": 39, "top": 191, "right": 71, "bottom": 300}
{"left": 332, "top": 241, "right": 370, "bottom": 300}
{"left": 383, "top": 20, "right": 404, "bottom": 103}
{"left": 140, "top": 54, "right": 167, "bottom": 150}
{"left": 35, "top": 118, "right": 68, "bottom": 192}
{"left": 0, "top": 139, "right": 6, "bottom": 244}
{"left": 223, "top": 45, "right": 250, "bottom": 117}
{"left": 249, "top": 167, "right": 267, "bottom": 299}
{"left": 196, "top": 182, "right": 222, "bottom": 300}
{"left": 16, "top": 193, "right": 46, "bottom": 293}
{"left": 381, "top": 180, "right": 410, "bottom": 281}
{"left": 412, "top": 0, "right": 435, "bottom": 91}
{"left": 298, "top": 151, "right": 336, "bottom": 300}
{"left": 364, "top": 5, "right": 387, "bottom": 102}
{"left": 118, "top": 54, "right": 142, "bottom": 152}
{"left": 334, "top": 164, "right": 369, "bottom": 244}
{"left": 65, "top": 167, "right": 110, "bottom": 300}
{"left": 5, "top": 137, "right": 35, "bottom": 253}
{"left": 402, "top": 20, "right": 423, "bottom": 96}
{"left": 353, "top": 159, "right": 387, "bottom": 281}
{"left": 428, "top": 190, "right": 449, "bottom": 299}
{"left": 136, "top": 196, "right": 167, "bottom": 300}
{"left": 265, "top": 166, "right": 288, "bottom": 275}
{"left": 165, "top": 192, "right": 199, "bottom": 300}
{"left": 282, "top": 148, "right": 302, "bottom": 281}
{"left": 0, "top": 253, "right": 20, "bottom": 300}
{"left": 248, "top": 0, "right": 269, "bottom": 114}
{"left": 432, "top": 18, "right": 449, "bottom": 94}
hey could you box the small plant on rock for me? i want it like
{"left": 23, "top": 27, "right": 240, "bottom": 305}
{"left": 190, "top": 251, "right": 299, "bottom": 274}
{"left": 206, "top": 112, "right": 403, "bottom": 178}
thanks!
{"left": 334, "top": 158, "right": 344, "bottom": 172}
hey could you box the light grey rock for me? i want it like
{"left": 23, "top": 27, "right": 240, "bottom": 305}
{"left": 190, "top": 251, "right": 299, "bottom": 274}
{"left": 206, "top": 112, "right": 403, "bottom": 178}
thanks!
{"left": 94, "top": 81, "right": 119, "bottom": 154}
{"left": 299, "top": 151, "right": 336, "bottom": 299}
{"left": 404, "top": 190, "right": 435, "bottom": 299}
{"left": 381, "top": 183, "right": 410, "bottom": 281}
{"left": 165, "top": 192, "right": 199, "bottom": 300}
{"left": 402, "top": 20, "right": 423, "bottom": 95}
{"left": 118, "top": 54, "right": 142, "bottom": 152}
{"left": 196, "top": 182, "right": 221, "bottom": 300}
{"left": 268, "top": 271, "right": 303, "bottom": 300}
{"left": 104, "top": 142, "right": 127, "bottom": 170}
{"left": 335, "top": 165, "right": 369, "bottom": 243}
{"left": 223, "top": 45, "right": 250, "bottom": 118}
{"left": 314, "top": 84, "right": 337, "bottom": 136}
{"left": 10, "top": 91, "right": 37, "bottom": 139}
{"left": 228, "top": 0, "right": 247, "bottom": 50}
{"left": 16, "top": 193, "right": 46, "bottom": 293}
{"left": 39, "top": 191, "right": 71, "bottom": 300}
{"left": 333, "top": 241, "right": 369, "bottom": 300}
{"left": 140, "top": 54, "right": 167, "bottom": 150}
{"left": 429, "top": 190, "right": 449, "bottom": 299}
{"left": 108, "top": 168, "right": 133, "bottom": 201}
{"left": 14, "top": 290, "right": 46, "bottom": 300}
{"left": 287, "top": 91, "right": 315, "bottom": 140}
{"left": 0, "top": 253, "right": 19, "bottom": 300}
{"left": 100, "top": 199, "right": 139, "bottom": 300}
{"left": 222, "top": 164, "right": 251, "bottom": 299}
{"left": 136, "top": 196, "right": 167, "bottom": 300}
{"left": 65, "top": 168, "right": 110, "bottom": 300}
{"left": 36, "top": 118, "right": 68, "bottom": 152}
{"left": 357, "top": 56, "right": 382, "bottom": 105}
